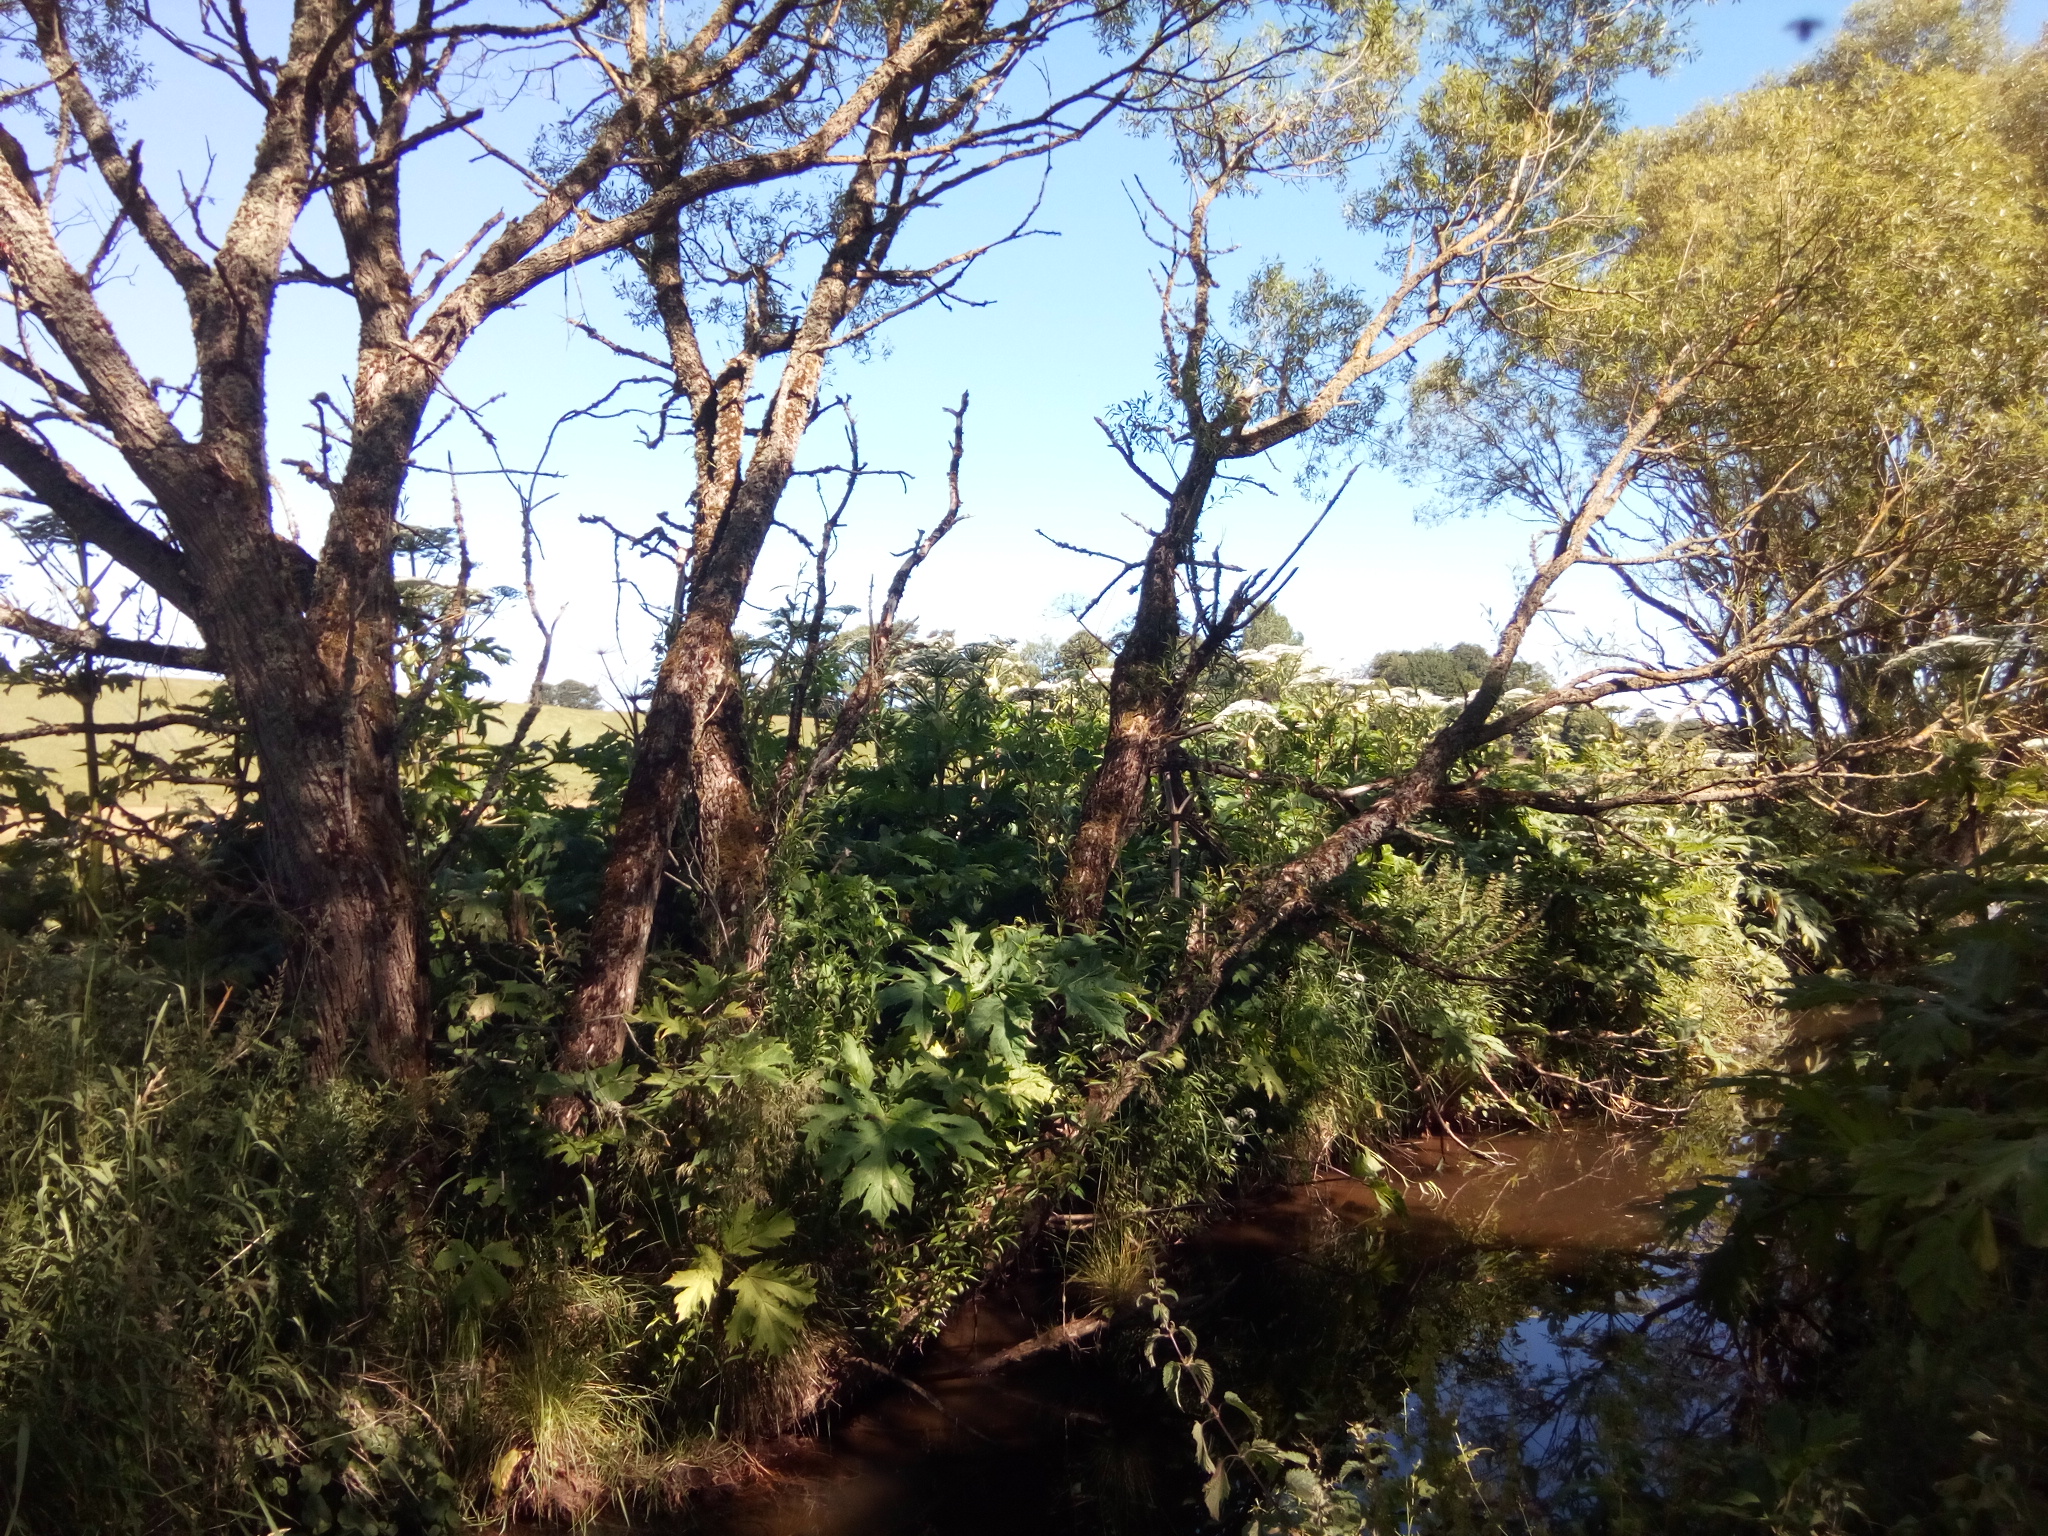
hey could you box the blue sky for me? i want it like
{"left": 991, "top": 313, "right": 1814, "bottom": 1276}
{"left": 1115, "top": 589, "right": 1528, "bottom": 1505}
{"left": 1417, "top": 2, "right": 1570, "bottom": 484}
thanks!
{"left": 7, "top": 0, "right": 2046, "bottom": 696}
{"left": 504, "top": 0, "right": 2046, "bottom": 692}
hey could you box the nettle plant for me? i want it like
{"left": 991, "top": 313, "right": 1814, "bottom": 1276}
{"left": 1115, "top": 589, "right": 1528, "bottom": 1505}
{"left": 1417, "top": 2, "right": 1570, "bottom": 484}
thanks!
{"left": 806, "top": 922, "right": 1149, "bottom": 1221}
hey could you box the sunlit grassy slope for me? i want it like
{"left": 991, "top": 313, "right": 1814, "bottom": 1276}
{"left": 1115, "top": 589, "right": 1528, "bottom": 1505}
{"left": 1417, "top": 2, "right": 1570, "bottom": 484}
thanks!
{"left": 1, "top": 680, "right": 628, "bottom": 797}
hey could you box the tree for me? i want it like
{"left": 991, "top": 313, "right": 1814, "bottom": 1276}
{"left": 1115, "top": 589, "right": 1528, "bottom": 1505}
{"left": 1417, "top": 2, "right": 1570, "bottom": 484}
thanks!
{"left": 1058, "top": 629, "right": 1113, "bottom": 674}
{"left": 539, "top": 680, "right": 606, "bottom": 711}
{"left": 0, "top": 0, "right": 1107, "bottom": 1078}
{"left": 1057, "top": 0, "right": 1686, "bottom": 930}
{"left": 550, "top": 3, "right": 1202, "bottom": 1099}
{"left": 1082, "top": 295, "right": 1830, "bottom": 1121}
{"left": 1368, "top": 642, "right": 1549, "bottom": 694}
{"left": 1533, "top": 0, "right": 2048, "bottom": 858}
{"left": 1074, "top": 4, "right": 1965, "bottom": 1117}
{"left": 1238, "top": 605, "right": 1303, "bottom": 651}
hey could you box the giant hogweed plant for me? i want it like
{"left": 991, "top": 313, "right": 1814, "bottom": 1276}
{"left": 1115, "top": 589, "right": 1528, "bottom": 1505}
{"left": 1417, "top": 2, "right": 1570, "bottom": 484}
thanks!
{"left": 528, "top": 901, "right": 1150, "bottom": 1350}
{"left": 807, "top": 921, "right": 1149, "bottom": 1222}
{"left": 820, "top": 654, "right": 1103, "bottom": 935}
{"left": 663, "top": 1201, "right": 817, "bottom": 1357}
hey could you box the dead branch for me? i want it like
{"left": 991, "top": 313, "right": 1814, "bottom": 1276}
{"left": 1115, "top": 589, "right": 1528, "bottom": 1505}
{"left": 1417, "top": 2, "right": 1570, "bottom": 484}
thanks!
{"left": 0, "top": 601, "right": 215, "bottom": 671}
{"left": 786, "top": 391, "right": 971, "bottom": 818}
{"left": 0, "top": 710, "right": 214, "bottom": 746}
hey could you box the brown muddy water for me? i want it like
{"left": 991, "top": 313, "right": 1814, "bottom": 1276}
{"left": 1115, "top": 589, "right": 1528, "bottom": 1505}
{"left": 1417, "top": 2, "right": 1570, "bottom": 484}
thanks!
{"left": 665, "top": 1124, "right": 1728, "bottom": 1535}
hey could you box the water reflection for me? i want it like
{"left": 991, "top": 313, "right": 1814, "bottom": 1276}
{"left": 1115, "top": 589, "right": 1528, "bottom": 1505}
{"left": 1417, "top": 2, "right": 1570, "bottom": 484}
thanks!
{"left": 673, "top": 1124, "right": 1726, "bottom": 1534}
{"left": 1236, "top": 1123, "right": 1679, "bottom": 1251}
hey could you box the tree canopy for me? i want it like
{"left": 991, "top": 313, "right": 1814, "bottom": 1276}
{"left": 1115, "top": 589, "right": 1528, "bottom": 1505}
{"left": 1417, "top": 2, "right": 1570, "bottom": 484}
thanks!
{"left": 1368, "top": 642, "right": 1551, "bottom": 694}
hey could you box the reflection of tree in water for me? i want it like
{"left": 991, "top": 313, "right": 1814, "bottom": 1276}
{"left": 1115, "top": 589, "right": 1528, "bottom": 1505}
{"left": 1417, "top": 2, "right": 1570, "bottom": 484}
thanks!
{"left": 1170, "top": 1214, "right": 1746, "bottom": 1530}
{"left": 1456, "top": 1270, "right": 1741, "bottom": 1524}
{"left": 688, "top": 1131, "right": 1755, "bottom": 1536}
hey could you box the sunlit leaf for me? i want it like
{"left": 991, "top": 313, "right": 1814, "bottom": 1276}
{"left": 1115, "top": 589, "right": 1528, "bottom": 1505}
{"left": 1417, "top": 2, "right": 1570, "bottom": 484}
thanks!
{"left": 665, "top": 1246, "right": 725, "bottom": 1321}
{"left": 726, "top": 1261, "right": 815, "bottom": 1355}
{"left": 721, "top": 1201, "right": 796, "bottom": 1257}
{"left": 840, "top": 1159, "right": 917, "bottom": 1222}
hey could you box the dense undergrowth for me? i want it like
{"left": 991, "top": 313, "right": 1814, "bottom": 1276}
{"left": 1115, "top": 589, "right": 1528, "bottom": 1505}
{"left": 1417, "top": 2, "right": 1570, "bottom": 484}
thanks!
{"left": 0, "top": 635, "right": 1792, "bottom": 1532}
{"left": 6, "top": 624, "right": 2046, "bottom": 1536}
{"left": 4, "top": 574, "right": 2042, "bottom": 1536}
{"left": 1675, "top": 851, "right": 2048, "bottom": 1532}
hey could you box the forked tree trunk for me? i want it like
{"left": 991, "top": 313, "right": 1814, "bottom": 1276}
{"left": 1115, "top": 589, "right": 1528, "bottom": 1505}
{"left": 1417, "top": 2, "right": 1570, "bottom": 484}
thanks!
{"left": 2, "top": 0, "right": 1036, "bottom": 1087}
{"left": 1059, "top": 457, "right": 1216, "bottom": 929}
{"left": 553, "top": 99, "right": 910, "bottom": 1096}
{"left": 562, "top": 600, "right": 770, "bottom": 1054}
{"left": 554, "top": 399, "right": 823, "bottom": 1084}
{"left": 557, "top": 501, "right": 785, "bottom": 1076}
{"left": 0, "top": 0, "right": 447, "bottom": 1080}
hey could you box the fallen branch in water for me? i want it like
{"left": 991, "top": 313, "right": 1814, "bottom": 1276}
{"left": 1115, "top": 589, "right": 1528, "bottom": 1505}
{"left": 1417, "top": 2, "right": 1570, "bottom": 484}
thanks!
{"left": 844, "top": 1358, "right": 995, "bottom": 1441}
{"left": 966, "top": 1315, "right": 1108, "bottom": 1375}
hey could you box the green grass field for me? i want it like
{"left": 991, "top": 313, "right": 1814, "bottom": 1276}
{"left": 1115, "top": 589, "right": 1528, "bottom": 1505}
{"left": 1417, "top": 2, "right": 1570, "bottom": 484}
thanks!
{"left": 1, "top": 679, "right": 628, "bottom": 800}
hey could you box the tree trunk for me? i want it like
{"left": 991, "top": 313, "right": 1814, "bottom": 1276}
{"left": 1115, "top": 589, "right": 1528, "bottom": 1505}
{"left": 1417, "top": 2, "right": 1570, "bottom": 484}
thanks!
{"left": 263, "top": 726, "right": 429, "bottom": 1081}
{"left": 688, "top": 645, "right": 773, "bottom": 968}
{"left": 569, "top": 608, "right": 769, "bottom": 1057}
{"left": 556, "top": 622, "right": 710, "bottom": 1077}
{"left": 556, "top": 549, "right": 777, "bottom": 1082}
{"left": 554, "top": 96, "right": 908, "bottom": 1092}
{"left": 1061, "top": 692, "right": 1175, "bottom": 929}
{"left": 1059, "top": 457, "right": 1215, "bottom": 930}
{"left": 188, "top": 460, "right": 431, "bottom": 1079}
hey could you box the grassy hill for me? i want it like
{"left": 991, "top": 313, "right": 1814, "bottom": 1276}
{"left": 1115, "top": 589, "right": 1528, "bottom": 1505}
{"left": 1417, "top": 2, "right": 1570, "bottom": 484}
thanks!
{"left": 2, "top": 679, "right": 628, "bottom": 801}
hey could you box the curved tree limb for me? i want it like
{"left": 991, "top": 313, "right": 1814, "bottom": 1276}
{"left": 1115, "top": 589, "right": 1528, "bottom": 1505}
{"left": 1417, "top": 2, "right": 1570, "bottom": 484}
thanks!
{"left": 0, "top": 600, "right": 215, "bottom": 671}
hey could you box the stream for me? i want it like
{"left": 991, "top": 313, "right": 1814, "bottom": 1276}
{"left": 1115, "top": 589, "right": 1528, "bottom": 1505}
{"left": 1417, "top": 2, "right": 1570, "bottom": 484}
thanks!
{"left": 673, "top": 1122, "right": 1736, "bottom": 1534}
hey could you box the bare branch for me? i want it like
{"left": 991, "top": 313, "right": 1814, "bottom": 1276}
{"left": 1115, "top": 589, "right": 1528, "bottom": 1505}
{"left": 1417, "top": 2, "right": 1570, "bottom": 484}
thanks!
{"left": 790, "top": 390, "right": 970, "bottom": 815}
{"left": 0, "top": 600, "right": 215, "bottom": 671}
{"left": 0, "top": 411, "right": 199, "bottom": 614}
{"left": 0, "top": 710, "right": 214, "bottom": 746}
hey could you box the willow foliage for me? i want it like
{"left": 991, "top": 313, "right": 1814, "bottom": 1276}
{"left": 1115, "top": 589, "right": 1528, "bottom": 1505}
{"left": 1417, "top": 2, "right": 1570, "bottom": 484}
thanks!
{"left": 1574, "top": 0, "right": 2048, "bottom": 754}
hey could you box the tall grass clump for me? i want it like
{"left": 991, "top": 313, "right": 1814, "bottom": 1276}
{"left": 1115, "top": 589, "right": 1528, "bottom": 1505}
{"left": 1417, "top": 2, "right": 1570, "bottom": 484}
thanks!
{"left": 0, "top": 938, "right": 459, "bottom": 1532}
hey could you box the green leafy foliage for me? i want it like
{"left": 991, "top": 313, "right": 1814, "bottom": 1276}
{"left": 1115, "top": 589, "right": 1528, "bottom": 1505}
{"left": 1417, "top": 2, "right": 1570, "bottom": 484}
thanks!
{"left": 6, "top": 5, "right": 2042, "bottom": 1528}
{"left": 805, "top": 1036, "right": 993, "bottom": 1222}
{"left": 1699, "top": 857, "right": 2048, "bottom": 1322}
{"left": 805, "top": 918, "right": 1147, "bottom": 1222}
{"left": 1675, "top": 851, "right": 2048, "bottom": 1530}
{"left": 433, "top": 1239, "right": 526, "bottom": 1311}
{"left": 663, "top": 1202, "right": 816, "bottom": 1355}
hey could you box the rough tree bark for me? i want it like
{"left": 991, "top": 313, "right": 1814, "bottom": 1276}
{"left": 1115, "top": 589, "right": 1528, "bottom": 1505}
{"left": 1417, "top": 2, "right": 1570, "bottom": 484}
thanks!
{"left": 0, "top": 0, "right": 434, "bottom": 1073}
{"left": 0, "top": 0, "right": 1027, "bottom": 1076}
{"left": 557, "top": 90, "right": 920, "bottom": 1084}
{"left": 1058, "top": 454, "right": 1216, "bottom": 928}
